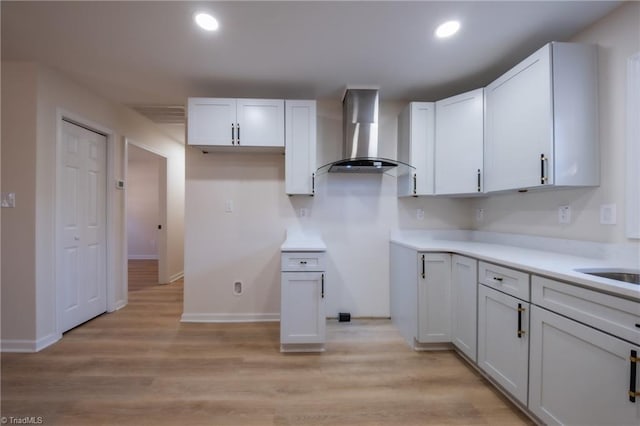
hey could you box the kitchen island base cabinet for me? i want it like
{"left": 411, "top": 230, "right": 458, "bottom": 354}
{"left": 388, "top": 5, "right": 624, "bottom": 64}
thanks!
{"left": 529, "top": 306, "right": 640, "bottom": 426}
{"left": 451, "top": 255, "right": 478, "bottom": 362}
{"left": 478, "top": 284, "right": 530, "bottom": 405}
{"left": 390, "top": 243, "right": 451, "bottom": 349}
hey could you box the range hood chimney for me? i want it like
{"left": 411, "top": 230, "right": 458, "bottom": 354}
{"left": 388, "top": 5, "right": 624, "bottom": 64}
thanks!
{"left": 323, "top": 88, "right": 400, "bottom": 173}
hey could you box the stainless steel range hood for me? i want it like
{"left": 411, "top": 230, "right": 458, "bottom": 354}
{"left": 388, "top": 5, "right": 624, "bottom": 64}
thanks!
{"left": 319, "top": 88, "right": 404, "bottom": 174}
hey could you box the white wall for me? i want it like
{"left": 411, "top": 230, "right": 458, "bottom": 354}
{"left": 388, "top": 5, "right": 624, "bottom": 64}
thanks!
{"left": 1, "top": 63, "right": 38, "bottom": 344}
{"left": 1, "top": 61, "right": 186, "bottom": 350}
{"left": 127, "top": 145, "right": 161, "bottom": 259}
{"left": 184, "top": 101, "right": 472, "bottom": 320}
{"left": 472, "top": 2, "right": 640, "bottom": 245}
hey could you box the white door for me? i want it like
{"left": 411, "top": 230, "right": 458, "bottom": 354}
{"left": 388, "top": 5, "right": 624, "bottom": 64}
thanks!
{"left": 529, "top": 306, "right": 640, "bottom": 426}
{"left": 59, "top": 120, "right": 107, "bottom": 332}
{"left": 451, "top": 255, "right": 478, "bottom": 361}
{"left": 187, "top": 98, "right": 236, "bottom": 146}
{"left": 477, "top": 285, "right": 529, "bottom": 405}
{"left": 417, "top": 253, "right": 451, "bottom": 343}
{"left": 236, "top": 99, "right": 284, "bottom": 147}
{"left": 280, "top": 272, "right": 325, "bottom": 344}
{"left": 435, "top": 88, "right": 484, "bottom": 195}
{"left": 484, "top": 44, "right": 553, "bottom": 192}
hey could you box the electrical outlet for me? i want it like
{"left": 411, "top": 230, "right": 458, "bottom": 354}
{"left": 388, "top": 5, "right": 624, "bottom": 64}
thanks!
{"left": 558, "top": 205, "right": 571, "bottom": 224}
{"left": 224, "top": 200, "right": 233, "bottom": 213}
{"left": 475, "top": 208, "right": 484, "bottom": 223}
{"left": 416, "top": 208, "right": 425, "bottom": 220}
{"left": 299, "top": 208, "right": 309, "bottom": 217}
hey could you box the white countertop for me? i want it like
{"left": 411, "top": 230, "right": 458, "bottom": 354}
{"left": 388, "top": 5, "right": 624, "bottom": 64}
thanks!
{"left": 391, "top": 230, "right": 640, "bottom": 302}
{"left": 281, "top": 229, "right": 326, "bottom": 252}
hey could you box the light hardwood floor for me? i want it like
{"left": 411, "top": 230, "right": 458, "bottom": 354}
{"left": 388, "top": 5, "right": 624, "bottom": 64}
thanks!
{"left": 1, "top": 261, "right": 532, "bottom": 425}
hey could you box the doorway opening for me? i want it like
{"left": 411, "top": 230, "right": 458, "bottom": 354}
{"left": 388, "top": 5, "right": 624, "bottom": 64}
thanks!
{"left": 125, "top": 142, "right": 168, "bottom": 293}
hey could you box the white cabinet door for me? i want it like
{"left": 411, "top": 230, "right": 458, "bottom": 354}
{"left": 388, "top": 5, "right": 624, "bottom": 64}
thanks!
{"left": 478, "top": 285, "right": 529, "bottom": 405}
{"left": 485, "top": 44, "right": 553, "bottom": 192}
{"left": 236, "top": 99, "right": 284, "bottom": 147}
{"left": 418, "top": 253, "right": 451, "bottom": 343}
{"left": 187, "top": 98, "right": 236, "bottom": 146}
{"left": 397, "top": 102, "right": 435, "bottom": 196}
{"left": 280, "top": 272, "right": 325, "bottom": 344}
{"left": 285, "top": 100, "right": 316, "bottom": 195}
{"left": 435, "top": 88, "right": 484, "bottom": 195}
{"left": 451, "top": 255, "right": 478, "bottom": 361}
{"left": 529, "top": 306, "right": 640, "bottom": 426}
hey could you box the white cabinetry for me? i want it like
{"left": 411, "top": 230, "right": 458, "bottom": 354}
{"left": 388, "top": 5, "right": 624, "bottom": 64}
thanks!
{"left": 390, "top": 243, "right": 451, "bottom": 349}
{"left": 285, "top": 100, "right": 316, "bottom": 195}
{"left": 529, "top": 306, "right": 640, "bottom": 425}
{"left": 450, "top": 255, "right": 478, "bottom": 362}
{"left": 478, "top": 284, "right": 530, "bottom": 405}
{"left": 187, "top": 97, "right": 284, "bottom": 148}
{"left": 435, "top": 89, "right": 484, "bottom": 195}
{"left": 529, "top": 275, "right": 640, "bottom": 425}
{"left": 280, "top": 251, "right": 325, "bottom": 352}
{"left": 484, "top": 42, "right": 598, "bottom": 192}
{"left": 397, "top": 102, "right": 435, "bottom": 196}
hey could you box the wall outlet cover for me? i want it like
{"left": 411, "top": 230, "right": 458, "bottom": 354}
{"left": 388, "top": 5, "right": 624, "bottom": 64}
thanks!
{"left": 416, "top": 208, "right": 425, "bottom": 220}
{"left": 558, "top": 205, "right": 571, "bottom": 224}
{"left": 475, "top": 208, "right": 484, "bottom": 223}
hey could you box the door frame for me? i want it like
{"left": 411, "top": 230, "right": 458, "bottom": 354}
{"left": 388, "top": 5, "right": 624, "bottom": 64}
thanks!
{"left": 124, "top": 138, "right": 169, "bottom": 284}
{"left": 55, "top": 109, "right": 121, "bottom": 337}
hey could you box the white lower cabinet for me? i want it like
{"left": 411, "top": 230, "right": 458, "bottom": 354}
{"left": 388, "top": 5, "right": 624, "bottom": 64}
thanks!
{"left": 390, "top": 243, "right": 451, "bottom": 349}
{"left": 478, "top": 284, "right": 530, "bottom": 405}
{"left": 418, "top": 253, "right": 452, "bottom": 343}
{"left": 451, "top": 255, "right": 478, "bottom": 362}
{"left": 280, "top": 251, "right": 326, "bottom": 352}
{"left": 529, "top": 306, "right": 640, "bottom": 425}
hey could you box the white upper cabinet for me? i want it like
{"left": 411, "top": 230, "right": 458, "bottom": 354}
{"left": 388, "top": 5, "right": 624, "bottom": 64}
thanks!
{"left": 187, "top": 97, "right": 284, "bottom": 148}
{"left": 484, "top": 42, "right": 599, "bottom": 192}
{"left": 435, "top": 88, "right": 484, "bottom": 195}
{"left": 285, "top": 100, "right": 316, "bottom": 195}
{"left": 397, "top": 102, "right": 436, "bottom": 196}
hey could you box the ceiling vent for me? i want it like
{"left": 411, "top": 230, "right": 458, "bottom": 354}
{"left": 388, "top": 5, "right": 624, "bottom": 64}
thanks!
{"left": 130, "top": 105, "right": 185, "bottom": 124}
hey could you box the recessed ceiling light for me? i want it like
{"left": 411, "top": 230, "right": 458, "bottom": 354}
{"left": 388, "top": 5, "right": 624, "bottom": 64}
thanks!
{"left": 194, "top": 13, "right": 219, "bottom": 31}
{"left": 435, "top": 20, "right": 460, "bottom": 38}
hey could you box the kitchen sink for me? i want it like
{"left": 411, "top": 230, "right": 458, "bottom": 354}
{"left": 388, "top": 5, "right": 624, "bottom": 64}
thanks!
{"left": 575, "top": 269, "right": 640, "bottom": 285}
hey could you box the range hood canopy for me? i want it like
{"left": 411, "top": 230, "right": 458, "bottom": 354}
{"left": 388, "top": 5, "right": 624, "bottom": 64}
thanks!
{"left": 317, "top": 88, "right": 412, "bottom": 175}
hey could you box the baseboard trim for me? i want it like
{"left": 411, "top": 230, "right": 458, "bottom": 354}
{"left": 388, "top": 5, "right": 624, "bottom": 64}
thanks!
{"left": 2, "top": 333, "right": 61, "bottom": 353}
{"left": 181, "top": 313, "right": 280, "bottom": 323}
{"left": 169, "top": 271, "right": 184, "bottom": 282}
{"left": 128, "top": 255, "right": 158, "bottom": 260}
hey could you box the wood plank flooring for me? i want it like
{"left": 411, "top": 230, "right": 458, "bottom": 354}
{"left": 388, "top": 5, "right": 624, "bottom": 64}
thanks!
{"left": 1, "top": 261, "right": 532, "bottom": 425}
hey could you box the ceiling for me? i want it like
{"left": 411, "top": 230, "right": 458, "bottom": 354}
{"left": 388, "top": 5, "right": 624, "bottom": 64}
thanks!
{"left": 2, "top": 1, "right": 621, "bottom": 110}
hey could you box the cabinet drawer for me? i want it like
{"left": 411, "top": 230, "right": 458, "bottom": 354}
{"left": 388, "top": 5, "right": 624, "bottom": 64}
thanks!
{"left": 532, "top": 275, "right": 640, "bottom": 345}
{"left": 479, "top": 261, "right": 530, "bottom": 301}
{"left": 281, "top": 252, "right": 325, "bottom": 272}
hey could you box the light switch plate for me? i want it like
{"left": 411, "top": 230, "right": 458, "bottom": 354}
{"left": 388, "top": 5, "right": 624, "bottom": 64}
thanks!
{"left": 475, "top": 208, "right": 484, "bottom": 223}
{"left": 1, "top": 192, "right": 15, "bottom": 208}
{"left": 600, "top": 204, "right": 617, "bottom": 225}
{"left": 416, "top": 208, "right": 425, "bottom": 220}
{"left": 225, "top": 200, "right": 233, "bottom": 213}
